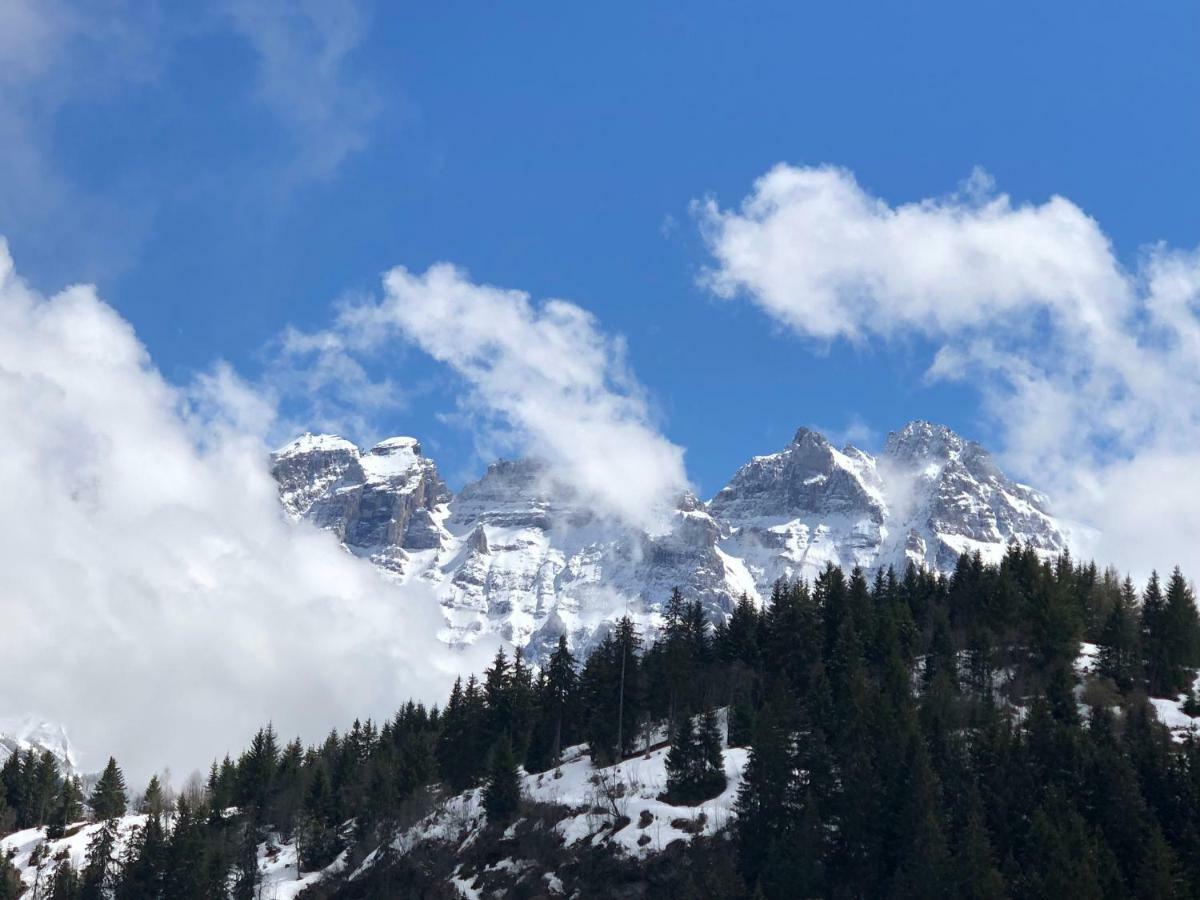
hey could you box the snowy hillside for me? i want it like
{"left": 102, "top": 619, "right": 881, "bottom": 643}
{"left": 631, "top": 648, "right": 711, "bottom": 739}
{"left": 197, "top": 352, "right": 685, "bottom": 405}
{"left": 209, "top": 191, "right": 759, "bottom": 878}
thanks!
{"left": 272, "top": 420, "right": 1069, "bottom": 661}
{"left": 0, "top": 738, "right": 747, "bottom": 900}
{"left": 0, "top": 815, "right": 345, "bottom": 900}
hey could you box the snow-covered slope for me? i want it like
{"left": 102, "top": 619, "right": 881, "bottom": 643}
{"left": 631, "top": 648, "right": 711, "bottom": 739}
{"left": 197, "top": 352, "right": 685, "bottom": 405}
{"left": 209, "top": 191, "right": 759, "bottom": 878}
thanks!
{"left": 0, "top": 816, "right": 345, "bottom": 900}
{"left": 272, "top": 421, "right": 1068, "bottom": 660}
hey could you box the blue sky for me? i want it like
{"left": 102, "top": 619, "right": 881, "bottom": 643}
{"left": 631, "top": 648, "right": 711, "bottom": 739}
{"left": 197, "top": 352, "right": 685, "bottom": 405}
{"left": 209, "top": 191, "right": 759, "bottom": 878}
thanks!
{"left": 4, "top": 0, "right": 1198, "bottom": 498}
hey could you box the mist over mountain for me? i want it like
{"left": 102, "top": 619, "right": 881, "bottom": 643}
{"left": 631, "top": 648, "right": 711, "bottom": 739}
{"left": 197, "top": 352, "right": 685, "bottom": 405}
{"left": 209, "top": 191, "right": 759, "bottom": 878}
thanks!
{"left": 273, "top": 419, "right": 1070, "bottom": 659}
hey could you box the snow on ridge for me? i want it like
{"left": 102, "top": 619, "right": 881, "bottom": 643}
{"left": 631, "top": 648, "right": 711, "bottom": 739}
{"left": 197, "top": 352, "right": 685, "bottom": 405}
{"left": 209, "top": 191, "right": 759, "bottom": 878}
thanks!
{"left": 0, "top": 716, "right": 77, "bottom": 772}
{"left": 272, "top": 419, "right": 1072, "bottom": 661}
{"left": 273, "top": 433, "right": 358, "bottom": 458}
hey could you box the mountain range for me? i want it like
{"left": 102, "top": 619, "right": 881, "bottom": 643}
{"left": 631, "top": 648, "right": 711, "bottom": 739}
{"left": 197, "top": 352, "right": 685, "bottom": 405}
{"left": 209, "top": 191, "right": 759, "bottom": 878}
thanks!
{"left": 271, "top": 420, "right": 1068, "bottom": 660}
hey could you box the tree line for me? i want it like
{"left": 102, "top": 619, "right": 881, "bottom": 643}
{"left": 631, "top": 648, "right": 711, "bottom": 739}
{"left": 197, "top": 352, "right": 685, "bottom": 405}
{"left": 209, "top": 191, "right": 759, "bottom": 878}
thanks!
{"left": 4, "top": 544, "right": 1200, "bottom": 897}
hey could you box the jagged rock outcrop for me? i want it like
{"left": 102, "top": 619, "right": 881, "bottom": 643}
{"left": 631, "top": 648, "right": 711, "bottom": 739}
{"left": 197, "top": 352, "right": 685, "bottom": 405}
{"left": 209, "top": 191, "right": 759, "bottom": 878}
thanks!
{"left": 273, "top": 434, "right": 450, "bottom": 576}
{"left": 271, "top": 421, "right": 1068, "bottom": 659}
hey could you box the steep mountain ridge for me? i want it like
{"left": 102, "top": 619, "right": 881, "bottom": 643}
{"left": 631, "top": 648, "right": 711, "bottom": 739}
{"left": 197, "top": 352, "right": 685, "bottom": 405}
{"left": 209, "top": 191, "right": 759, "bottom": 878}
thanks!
{"left": 271, "top": 421, "right": 1068, "bottom": 660}
{"left": 0, "top": 716, "right": 77, "bottom": 774}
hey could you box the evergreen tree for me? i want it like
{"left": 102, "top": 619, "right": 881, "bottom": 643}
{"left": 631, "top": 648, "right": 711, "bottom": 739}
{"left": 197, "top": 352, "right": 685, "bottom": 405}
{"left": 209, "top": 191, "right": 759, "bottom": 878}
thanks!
{"left": 46, "top": 850, "right": 81, "bottom": 900}
{"left": 237, "top": 724, "right": 279, "bottom": 816}
{"left": 0, "top": 853, "right": 21, "bottom": 900}
{"left": 953, "top": 786, "right": 1005, "bottom": 899}
{"left": 80, "top": 817, "right": 120, "bottom": 900}
{"left": 118, "top": 813, "right": 167, "bottom": 899}
{"left": 46, "top": 776, "right": 83, "bottom": 840}
{"left": 162, "top": 796, "right": 207, "bottom": 900}
{"left": 483, "top": 648, "right": 513, "bottom": 748}
{"left": 544, "top": 636, "right": 577, "bottom": 764}
{"left": 139, "top": 774, "right": 168, "bottom": 817}
{"left": 88, "top": 758, "right": 127, "bottom": 821}
{"left": 1162, "top": 567, "right": 1200, "bottom": 695}
{"left": 230, "top": 821, "right": 260, "bottom": 900}
{"left": 1142, "top": 571, "right": 1170, "bottom": 696}
{"left": 1097, "top": 579, "right": 1142, "bottom": 692}
{"left": 734, "top": 702, "right": 798, "bottom": 892}
{"left": 482, "top": 737, "right": 521, "bottom": 825}
{"left": 298, "top": 765, "right": 341, "bottom": 871}
{"left": 664, "top": 715, "right": 701, "bottom": 803}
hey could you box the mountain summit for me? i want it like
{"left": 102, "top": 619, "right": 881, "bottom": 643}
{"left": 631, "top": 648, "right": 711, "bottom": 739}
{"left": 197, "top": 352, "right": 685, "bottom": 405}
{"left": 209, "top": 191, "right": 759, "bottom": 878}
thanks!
{"left": 271, "top": 422, "right": 1067, "bottom": 659}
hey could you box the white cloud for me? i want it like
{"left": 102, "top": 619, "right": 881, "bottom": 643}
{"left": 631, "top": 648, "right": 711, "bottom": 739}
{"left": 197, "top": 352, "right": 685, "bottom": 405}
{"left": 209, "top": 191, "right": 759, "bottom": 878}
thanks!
{"left": 299, "top": 263, "right": 690, "bottom": 532}
{"left": 699, "top": 164, "right": 1200, "bottom": 579}
{"left": 224, "top": 0, "right": 377, "bottom": 179}
{"left": 0, "top": 240, "right": 487, "bottom": 783}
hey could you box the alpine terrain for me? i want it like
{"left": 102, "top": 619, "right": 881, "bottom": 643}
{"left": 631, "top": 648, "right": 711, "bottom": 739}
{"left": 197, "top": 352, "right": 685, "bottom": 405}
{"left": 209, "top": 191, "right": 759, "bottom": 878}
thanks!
{"left": 271, "top": 420, "right": 1068, "bottom": 659}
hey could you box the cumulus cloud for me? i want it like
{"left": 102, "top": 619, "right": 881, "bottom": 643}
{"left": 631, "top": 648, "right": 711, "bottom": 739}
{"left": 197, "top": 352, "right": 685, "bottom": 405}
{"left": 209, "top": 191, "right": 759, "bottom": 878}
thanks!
{"left": 0, "top": 240, "right": 490, "bottom": 782}
{"left": 294, "top": 263, "right": 690, "bottom": 531}
{"left": 698, "top": 164, "right": 1200, "bottom": 578}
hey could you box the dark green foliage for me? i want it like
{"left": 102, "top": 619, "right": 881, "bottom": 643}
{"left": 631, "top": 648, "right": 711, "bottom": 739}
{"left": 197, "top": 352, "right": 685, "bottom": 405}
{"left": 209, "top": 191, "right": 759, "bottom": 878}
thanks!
{"left": 88, "top": 758, "right": 127, "bottom": 821}
{"left": 664, "top": 710, "right": 726, "bottom": 805}
{"left": 1097, "top": 577, "right": 1142, "bottom": 692}
{"left": 7, "top": 548, "right": 1200, "bottom": 900}
{"left": 80, "top": 817, "right": 120, "bottom": 899}
{"left": 580, "top": 617, "right": 644, "bottom": 763}
{"left": 46, "top": 849, "right": 81, "bottom": 900}
{"left": 46, "top": 776, "right": 83, "bottom": 840}
{"left": 526, "top": 636, "right": 579, "bottom": 771}
{"left": 482, "top": 736, "right": 521, "bottom": 825}
{"left": 0, "top": 853, "right": 22, "bottom": 900}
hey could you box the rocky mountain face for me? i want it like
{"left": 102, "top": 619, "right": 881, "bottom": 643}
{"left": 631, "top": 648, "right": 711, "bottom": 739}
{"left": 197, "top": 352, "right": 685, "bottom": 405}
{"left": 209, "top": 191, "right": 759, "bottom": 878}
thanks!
{"left": 0, "top": 716, "right": 77, "bottom": 773}
{"left": 271, "top": 421, "right": 1067, "bottom": 660}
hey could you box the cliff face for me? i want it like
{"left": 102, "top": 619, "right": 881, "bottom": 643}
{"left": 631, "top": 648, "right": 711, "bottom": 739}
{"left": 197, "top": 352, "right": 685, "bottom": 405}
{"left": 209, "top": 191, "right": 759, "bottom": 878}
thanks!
{"left": 272, "top": 421, "right": 1067, "bottom": 660}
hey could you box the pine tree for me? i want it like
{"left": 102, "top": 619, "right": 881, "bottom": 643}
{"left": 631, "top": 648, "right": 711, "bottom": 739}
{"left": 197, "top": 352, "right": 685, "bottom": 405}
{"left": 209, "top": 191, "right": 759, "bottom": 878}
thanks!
{"left": 664, "top": 715, "right": 700, "bottom": 803}
{"left": 46, "top": 776, "right": 83, "bottom": 840}
{"left": 889, "top": 734, "right": 950, "bottom": 898}
{"left": 0, "top": 852, "right": 22, "bottom": 900}
{"left": 88, "top": 758, "right": 127, "bottom": 821}
{"left": 509, "top": 648, "right": 536, "bottom": 759}
{"left": 237, "top": 724, "right": 279, "bottom": 816}
{"left": 162, "top": 796, "right": 207, "bottom": 900}
{"left": 544, "top": 636, "right": 577, "bottom": 764}
{"left": 1142, "top": 571, "right": 1170, "bottom": 696}
{"left": 482, "top": 736, "right": 521, "bottom": 825}
{"left": 1097, "top": 579, "right": 1141, "bottom": 692}
{"left": 298, "top": 765, "right": 340, "bottom": 871}
{"left": 80, "top": 817, "right": 121, "bottom": 900}
{"left": 696, "top": 709, "right": 727, "bottom": 798}
{"left": 27, "top": 751, "right": 61, "bottom": 828}
{"left": 1163, "top": 567, "right": 1200, "bottom": 695}
{"left": 139, "top": 774, "right": 168, "bottom": 817}
{"left": 118, "top": 812, "right": 166, "bottom": 899}
{"left": 483, "top": 648, "right": 513, "bottom": 748}
{"left": 230, "top": 821, "right": 260, "bottom": 900}
{"left": 734, "top": 702, "right": 796, "bottom": 890}
{"left": 953, "top": 786, "right": 1005, "bottom": 899}
{"left": 527, "top": 637, "right": 579, "bottom": 772}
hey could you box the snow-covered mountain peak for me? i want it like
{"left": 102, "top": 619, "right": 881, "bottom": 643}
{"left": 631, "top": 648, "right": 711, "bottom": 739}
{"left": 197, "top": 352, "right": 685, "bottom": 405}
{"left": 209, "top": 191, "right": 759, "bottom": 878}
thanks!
{"left": 0, "top": 715, "right": 77, "bottom": 772}
{"left": 709, "top": 425, "right": 884, "bottom": 523}
{"left": 270, "top": 434, "right": 450, "bottom": 575}
{"left": 883, "top": 419, "right": 967, "bottom": 464}
{"left": 271, "top": 420, "right": 1072, "bottom": 660}
{"left": 360, "top": 436, "right": 432, "bottom": 484}
{"left": 273, "top": 432, "right": 358, "bottom": 459}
